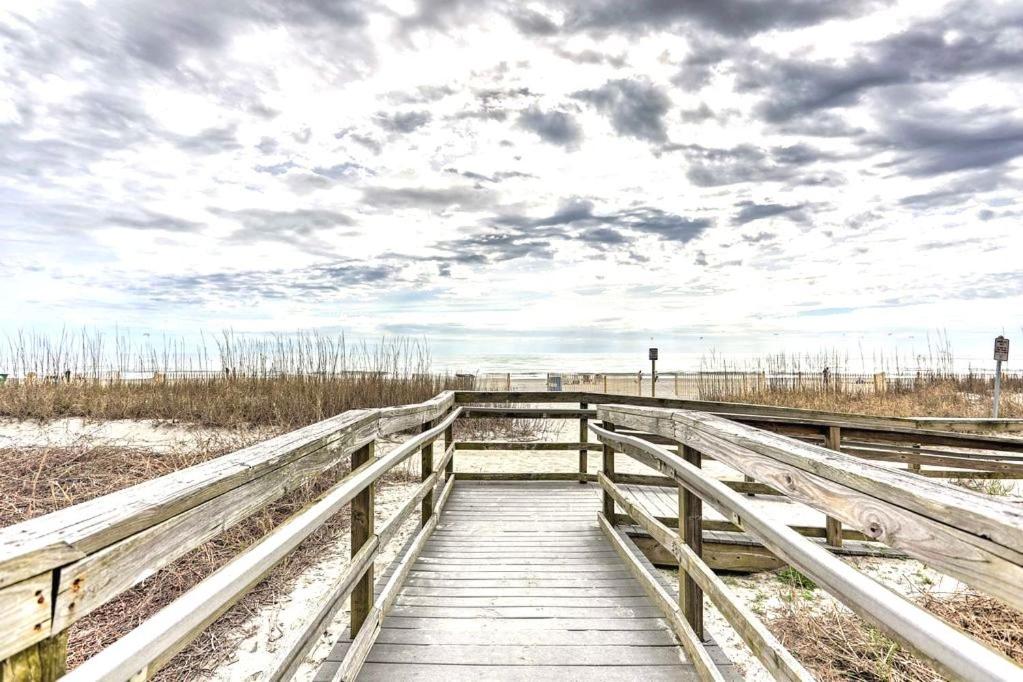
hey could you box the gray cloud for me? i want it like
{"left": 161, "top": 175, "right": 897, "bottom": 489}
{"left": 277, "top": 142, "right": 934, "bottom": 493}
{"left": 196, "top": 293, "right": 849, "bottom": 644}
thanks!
{"left": 735, "top": 4, "right": 1023, "bottom": 125}
{"left": 677, "top": 143, "right": 839, "bottom": 187}
{"left": 107, "top": 210, "right": 204, "bottom": 232}
{"left": 131, "top": 259, "right": 399, "bottom": 305}
{"left": 374, "top": 110, "right": 432, "bottom": 133}
{"left": 214, "top": 208, "right": 354, "bottom": 241}
{"left": 552, "top": 0, "right": 878, "bottom": 37}
{"left": 517, "top": 106, "right": 583, "bottom": 147}
{"left": 362, "top": 185, "right": 495, "bottom": 211}
{"left": 733, "top": 201, "right": 806, "bottom": 225}
{"left": 427, "top": 198, "right": 712, "bottom": 264}
{"left": 494, "top": 198, "right": 712, "bottom": 243}
{"left": 511, "top": 9, "right": 560, "bottom": 35}
{"left": 873, "top": 106, "right": 1023, "bottom": 177}
{"left": 573, "top": 78, "right": 671, "bottom": 143}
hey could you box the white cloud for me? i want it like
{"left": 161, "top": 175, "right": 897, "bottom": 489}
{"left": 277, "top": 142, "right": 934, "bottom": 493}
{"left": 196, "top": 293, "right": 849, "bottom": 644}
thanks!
{"left": 1, "top": 0, "right": 1021, "bottom": 367}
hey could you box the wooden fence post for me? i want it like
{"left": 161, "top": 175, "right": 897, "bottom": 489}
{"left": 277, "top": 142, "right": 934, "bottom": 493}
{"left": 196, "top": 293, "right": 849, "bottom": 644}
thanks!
{"left": 602, "top": 423, "right": 616, "bottom": 520}
{"left": 0, "top": 632, "right": 69, "bottom": 682}
{"left": 824, "top": 426, "right": 843, "bottom": 547}
{"left": 350, "top": 441, "right": 375, "bottom": 637}
{"left": 506, "top": 373, "right": 511, "bottom": 391}
{"left": 579, "top": 403, "right": 588, "bottom": 484}
{"left": 679, "top": 444, "right": 704, "bottom": 641}
{"left": 744, "top": 474, "right": 756, "bottom": 496}
{"left": 908, "top": 443, "right": 921, "bottom": 473}
{"left": 444, "top": 418, "right": 454, "bottom": 478}
{"left": 421, "top": 420, "right": 435, "bottom": 525}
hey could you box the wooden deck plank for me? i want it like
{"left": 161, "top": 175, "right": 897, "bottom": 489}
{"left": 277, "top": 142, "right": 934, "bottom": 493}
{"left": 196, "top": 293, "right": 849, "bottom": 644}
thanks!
{"left": 318, "top": 663, "right": 697, "bottom": 681}
{"left": 316, "top": 481, "right": 735, "bottom": 681}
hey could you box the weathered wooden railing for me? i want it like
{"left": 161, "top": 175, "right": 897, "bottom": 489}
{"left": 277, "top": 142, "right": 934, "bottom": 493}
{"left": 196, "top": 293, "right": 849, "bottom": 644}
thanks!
{"left": 455, "top": 391, "right": 1023, "bottom": 553}
{"left": 591, "top": 403, "right": 1023, "bottom": 681}
{"left": 0, "top": 392, "right": 459, "bottom": 681}
{"left": 4, "top": 389, "right": 1023, "bottom": 680}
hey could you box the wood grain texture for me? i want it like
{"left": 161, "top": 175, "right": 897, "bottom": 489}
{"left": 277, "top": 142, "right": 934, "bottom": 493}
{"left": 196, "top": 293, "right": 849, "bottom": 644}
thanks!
{"left": 600, "top": 477, "right": 811, "bottom": 682}
{"left": 591, "top": 421, "right": 1023, "bottom": 681}
{"left": 0, "top": 393, "right": 455, "bottom": 593}
{"left": 598, "top": 404, "right": 1023, "bottom": 610}
{"left": 316, "top": 481, "right": 734, "bottom": 681}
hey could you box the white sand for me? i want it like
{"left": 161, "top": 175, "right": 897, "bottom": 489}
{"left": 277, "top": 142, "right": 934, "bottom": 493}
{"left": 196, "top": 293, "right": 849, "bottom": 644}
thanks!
{"left": 0, "top": 416, "right": 273, "bottom": 452}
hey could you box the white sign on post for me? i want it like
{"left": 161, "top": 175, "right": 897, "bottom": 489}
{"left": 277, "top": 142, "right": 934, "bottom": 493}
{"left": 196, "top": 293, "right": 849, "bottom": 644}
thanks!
{"left": 995, "top": 336, "right": 1010, "bottom": 362}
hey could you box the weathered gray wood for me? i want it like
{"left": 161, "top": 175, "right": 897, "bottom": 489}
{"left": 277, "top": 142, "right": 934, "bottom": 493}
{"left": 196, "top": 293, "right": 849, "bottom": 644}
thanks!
{"left": 373, "top": 628, "right": 672, "bottom": 645}
{"left": 598, "top": 516, "right": 725, "bottom": 682}
{"left": 453, "top": 390, "right": 1023, "bottom": 436}
{"left": 679, "top": 445, "right": 703, "bottom": 640}
{"left": 332, "top": 476, "right": 455, "bottom": 681}
{"left": 824, "top": 426, "right": 843, "bottom": 548}
{"left": 0, "top": 573, "right": 52, "bottom": 666}
{"left": 599, "top": 405, "right": 1023, "bottom": 610}
{"left": 323, "top": 481, "right": 721, "bottom": 681}
{"left": 420, "top": 419, "right": 435, "bottom": 526}
{"left": 0, "top": 630, "right": 67, "bottom": 682}
{"left": 60, "top": 411, "right": 462, "bottom": 681}
{"left": 443, "top": 420, "right": 454, "bottom": 478}
{"left": 454, "top": 441, "right": 602, "bottom": 451}
{"left": 461, "top": 407, "right": 597, "bottom": 419}
{"left": 0, "top": 392, "right": 456, "bottom": 593}
{"left": 591, "top": 421, "right": 1023, "bottom": 681}
{"left": 350, "top": 442, "right": 375, "bottom": 638}
{"left": 325, "top": 662, "right": 696, "bottom": 681}
{"left": 615, "top": 472, "right": 781, "bottom": 495}
{"left": 602, "top": 422, "right": 616, "bottom": 520}
{"left": 579, "top": 402, "right": 589, "bottom": 483}
{"left": 0, "top": 395, "right": 459, "bottom": 666}
{"left": 455, "top": 472, "right": 597, "bottom": 482}
{"left": 601, "top": 477, "right": 812, "bottom": 681}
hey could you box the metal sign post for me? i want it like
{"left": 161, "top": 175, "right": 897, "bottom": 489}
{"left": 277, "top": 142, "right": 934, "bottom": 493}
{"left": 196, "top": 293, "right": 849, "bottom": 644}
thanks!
{"left": 993, "top": 336, "right": 1009, "bottom": 418}
{"left": 648, "top": 348, "right": 658, "bottom": 397}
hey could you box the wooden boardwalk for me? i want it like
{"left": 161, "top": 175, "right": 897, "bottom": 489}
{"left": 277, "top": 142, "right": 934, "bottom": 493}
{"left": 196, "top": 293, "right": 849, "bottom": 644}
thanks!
{"left": 318, "top": 481, "right": 734, "bottom": 680}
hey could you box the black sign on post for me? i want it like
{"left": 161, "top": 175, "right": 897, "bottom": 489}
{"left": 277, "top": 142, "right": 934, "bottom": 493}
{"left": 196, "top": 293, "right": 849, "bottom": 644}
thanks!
{"left": 648, "top": 348, "right": 658, "bottom": 361}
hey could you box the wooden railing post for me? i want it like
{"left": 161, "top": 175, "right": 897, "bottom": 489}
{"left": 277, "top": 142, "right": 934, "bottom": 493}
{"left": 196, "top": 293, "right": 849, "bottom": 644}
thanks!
{"left": 421, "top": 420, "right": 436, "bottom": 525}
{"left": 824, "top": 426, "right": 843, "bottom": 547}
{"left": 350, "top": 441, "right": 375, "bottom": 638}
{"left": 909, "top": 443, "right": 922, "bottom": 473}
{"left": 602, "top": 422, "right": 616, "bottom": 520}
{"left": 679, "top": 444, "right": 704, "bottom": 641}
{"left": 444, "top": 418, "right": 454, "bottom": 478}
{"left": 579, "top": 402, "right": 588, "bottom": 484}
{"left": 1, "top": 631, "right": 69, "bottom": 682}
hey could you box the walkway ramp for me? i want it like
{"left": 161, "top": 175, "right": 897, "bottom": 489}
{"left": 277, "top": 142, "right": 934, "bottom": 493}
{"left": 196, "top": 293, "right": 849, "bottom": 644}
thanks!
{"left": 318, "top": 482, "right": 734, "bottom": 680}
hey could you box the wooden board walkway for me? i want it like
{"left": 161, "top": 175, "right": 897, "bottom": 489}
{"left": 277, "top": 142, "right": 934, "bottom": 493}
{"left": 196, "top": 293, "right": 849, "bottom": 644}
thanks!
{"left": 318, "top": 482, "right": 734, "bottom": 680}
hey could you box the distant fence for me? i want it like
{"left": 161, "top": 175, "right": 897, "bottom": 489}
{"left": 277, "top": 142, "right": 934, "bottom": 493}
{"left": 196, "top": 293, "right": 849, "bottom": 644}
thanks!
{"left": 474, "top": 370, "right": 1023, "bottom": 400}
{"left": 1, "top": 368, "right": 1020, "bottom": 399}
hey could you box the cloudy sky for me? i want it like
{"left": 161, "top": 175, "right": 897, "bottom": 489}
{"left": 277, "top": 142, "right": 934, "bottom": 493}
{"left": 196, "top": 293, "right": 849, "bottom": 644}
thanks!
{"left": 1, "top": 0, "right": 1021, "bottom": 369}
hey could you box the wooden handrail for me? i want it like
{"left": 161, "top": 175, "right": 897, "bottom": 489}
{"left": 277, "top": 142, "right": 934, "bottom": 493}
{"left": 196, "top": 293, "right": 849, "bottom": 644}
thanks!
{"left": 60, "top": 408, "right": 461, "bottom": 681}
{"left": 332, "top": 474, "right": 456, "bottom": 682}
{"left": 591, "top": 420, "right": 1023, "bottom": 681}
{"left": 0, "top": 392, "right": 455, "bottom": 675}
{"left": 453, "top": 390, "right": 1023, "bottom": 434}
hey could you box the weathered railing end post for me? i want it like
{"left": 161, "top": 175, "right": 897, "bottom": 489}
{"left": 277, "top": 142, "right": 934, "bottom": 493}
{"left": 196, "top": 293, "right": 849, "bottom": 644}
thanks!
{"left": 421, "top": 419, "right": 436, "bottom": 525}
{"left": 601, "top": 422, "right": 616, "bottom": 519}
{"left": 350, "top": 441, "right": 375, "bottom": 638}
{"left": 0, "top": 631, "right": 68, "bottom": 682}
{"left": 578, "top": 402, "right": 588, "bottom": 483}
{"left": 824, "top": 426, "right": 843, "bottom": 547}
{"left": 679, "top": 444, "right": 704, "bottom": 641}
